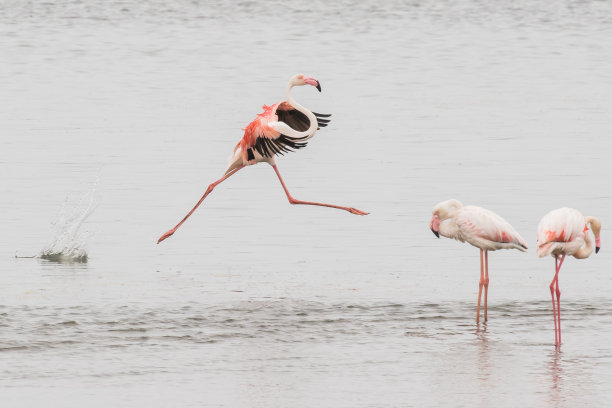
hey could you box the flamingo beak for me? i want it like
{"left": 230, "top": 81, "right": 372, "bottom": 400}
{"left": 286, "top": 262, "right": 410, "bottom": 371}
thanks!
{"left": 430, "top": 214, "right": 440, "bottom": 238}
{"left": 304, "top": 77, "right": 321, "bottom": 92}
{"left": 596, "top": 236, "right": 601, "bottom": 254}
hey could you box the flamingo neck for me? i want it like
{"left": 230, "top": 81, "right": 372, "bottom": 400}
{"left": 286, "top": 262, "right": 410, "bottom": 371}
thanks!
{"left": 274, "top": 83, "right": 318, "bottom": 139}
{"left": 573, "top": 231, "right": 594, "bottom": 259}
{"left": 574, "top": 216, "right": 600, "bottom": 259}
{"left": 438, "top": 218, "right": 460, "bottom": 240}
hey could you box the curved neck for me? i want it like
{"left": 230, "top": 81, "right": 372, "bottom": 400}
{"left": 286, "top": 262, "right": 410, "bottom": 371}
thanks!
{"left": 574, "top": 231, "right": 594, "bottom": 259}
{"left": 275, "top": 83, "right": 318, "bottom": 139}
{"left": 448, "top": 200, "right": 463, "bottom": 210}
{"left": 574, "top": 216, "right": 601, "bottom": 259}
{"left": 438, "top": 218, "right": 460, "bottom": 240}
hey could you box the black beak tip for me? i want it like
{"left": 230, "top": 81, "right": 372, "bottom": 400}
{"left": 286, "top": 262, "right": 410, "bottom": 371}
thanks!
{"left": 431, "top": 229, "right": 440, "bottom": 238}
{"left": 596, "top": 246, "right": 600, "bottom": 254}
{"left": 316, "top": 82, "right": 321, "bottom": 92}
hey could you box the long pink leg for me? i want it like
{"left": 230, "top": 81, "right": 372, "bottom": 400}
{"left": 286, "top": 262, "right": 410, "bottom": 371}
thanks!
{"left": 157, "top": 165, "right": 245, "bottom": 243}
{"left": 550, "top": 256, "right": 559, "bottom": 346}
{"left": 271, "top": 164, "right": 369, "bottom": 215}
{"left": 484, "top": 250, "right": 490, "bottom": 322}
{"left": 556, "top": 254, "right": 565, "bottom": 346}
{"left": 550, "top": 255, "right": 565, "bottom": 347}
{"left": 477, "top": 249, "right": 484, "bottom": 324}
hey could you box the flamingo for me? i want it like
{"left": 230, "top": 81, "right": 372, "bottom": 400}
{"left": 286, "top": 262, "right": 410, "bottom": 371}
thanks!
{"left": 429, "top": 199, "right": 528, "bottom": 323}
{"left": 536, "top": 208, "right": 602, "bottom": 347}
{"left": 158, "top": 74, "right": 368, "bottom": 244}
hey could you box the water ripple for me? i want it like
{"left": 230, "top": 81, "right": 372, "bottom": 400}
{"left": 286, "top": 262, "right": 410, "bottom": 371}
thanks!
{"left": 2, "top": 299, "right": 611, "bottom": 353}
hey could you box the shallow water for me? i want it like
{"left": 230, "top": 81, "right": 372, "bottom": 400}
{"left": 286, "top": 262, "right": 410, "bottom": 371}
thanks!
{"left": 1, "top": 1, "right": 612, "bottom": 407}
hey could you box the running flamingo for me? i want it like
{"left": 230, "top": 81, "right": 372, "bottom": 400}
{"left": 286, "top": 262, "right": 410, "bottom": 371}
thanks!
{"left": 537, "top": 208, "right": 602, "bottom": 347}
{"left": 158, "top": 74, "right": 368, "bottom": 243}
{"left": 429, "top": 199, "right": 528, "bottom": 323}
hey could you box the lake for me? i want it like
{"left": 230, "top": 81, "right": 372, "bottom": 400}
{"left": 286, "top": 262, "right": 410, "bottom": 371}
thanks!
{"left": 1, "top": 1, "right": 611, "bottom": 406}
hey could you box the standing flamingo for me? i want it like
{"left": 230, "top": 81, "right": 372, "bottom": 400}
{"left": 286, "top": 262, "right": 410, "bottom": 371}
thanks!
{"left": 429, "top": 199, "right": 528, "bottom": 323}
{"left": 158, "top": 74, "right": 368, "bottom": 243}
{"left": 537, "top": 208, "right": 602, "bottom": 347}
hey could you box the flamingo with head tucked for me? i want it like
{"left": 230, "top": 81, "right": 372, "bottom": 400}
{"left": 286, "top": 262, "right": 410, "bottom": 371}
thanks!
{"left": 430, "top": 199, "right": 528, "bottom": 323}
{"left": 537, "top": 207, "right": 602, "bottom": 347}
{"left": 158, "top": 74, "right": 368, "bottom": 243}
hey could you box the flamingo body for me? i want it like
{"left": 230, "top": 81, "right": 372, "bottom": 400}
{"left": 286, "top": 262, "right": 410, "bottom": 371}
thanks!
{"left": 537, "top": 207, "right": 597, "bottom": 258}
{"left": 451, "top": 205, "right": 528, "bottom": 252}
{"left": 537, "top": 207, "right": 602, "bottom": 347}
{"left": 430, "top": 199, "right": 527, "bottom": 323}
{"left": 228, "top": 101, "right": 329, "bottom": 172}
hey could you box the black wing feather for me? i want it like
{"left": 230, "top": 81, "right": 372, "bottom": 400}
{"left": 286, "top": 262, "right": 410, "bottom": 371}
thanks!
{"left": 276, "top": 109, "right": 311, "bottom": 132}
{"left": 252, "top": 108, "right": 332, "bottom": 159}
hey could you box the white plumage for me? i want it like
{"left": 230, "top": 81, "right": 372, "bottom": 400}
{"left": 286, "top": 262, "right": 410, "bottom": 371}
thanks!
{"left": 431, "top": 199, "right": 527, "bottom": 252}
{"left": 537, "top": 207, "right": 599, "bottom": 259}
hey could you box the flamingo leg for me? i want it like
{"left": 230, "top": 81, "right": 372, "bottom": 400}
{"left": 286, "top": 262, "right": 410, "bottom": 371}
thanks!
{"left": 271, "top": 164, "right": 369, "bottom": 215}
{"left": 157, "top": 165, "right": 246, "bottom": 243}
{"left": 477, "top": 249, "right": 484, "bottom": 324}
{"left": 550, "top": 255, "right": 565, "bottom": 347}
{"left": 556, "top": 254, "right": 565, "bottom": 346}
{"left": 550, "top": 256, "right": 559, "bottom": 346}
{"left": 484, "top": 250, "right": 490, "bottom": 322}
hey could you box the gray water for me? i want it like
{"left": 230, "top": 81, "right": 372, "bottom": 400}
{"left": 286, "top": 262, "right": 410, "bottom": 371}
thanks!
{"left": 2, "top": 1, "right": 612, "bottom": 406}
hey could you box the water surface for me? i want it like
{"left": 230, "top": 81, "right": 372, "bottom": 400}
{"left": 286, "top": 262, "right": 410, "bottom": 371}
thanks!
{"left": 1, "top": 1, "right": 612, "bottom": 407}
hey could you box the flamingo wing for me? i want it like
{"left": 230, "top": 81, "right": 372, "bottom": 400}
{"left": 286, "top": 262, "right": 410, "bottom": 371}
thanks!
{"left": 457, "top": 206, "right": 528, "bottom": 249}
{"left": 276, "top": 102, "right": 331, "bottom": 130}
{"left": 240, "top": 103, "right": 332, "bottom": 161}
{"left": 276, "top": 103, "right": 331, "bottom": 130}
{"left": 537, "top": 208, "right": 584, "bottom": 246}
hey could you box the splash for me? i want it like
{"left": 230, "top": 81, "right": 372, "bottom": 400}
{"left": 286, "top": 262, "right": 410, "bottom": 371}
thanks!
{"left": 40, "top": 186, "right": 98, "bottom": 263}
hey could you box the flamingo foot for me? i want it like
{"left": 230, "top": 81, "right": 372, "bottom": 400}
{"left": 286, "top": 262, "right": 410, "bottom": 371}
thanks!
{"left": 157, "top": 228, "right": 176, "bottom": 244}
{"left": 348, "top": 207, "right": 369, "bottom": 215}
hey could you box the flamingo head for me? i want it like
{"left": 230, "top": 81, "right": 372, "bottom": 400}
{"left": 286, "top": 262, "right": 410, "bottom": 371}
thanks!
{"left": 588, "top": 217, "right": 602, "bottom": 254}
{"left": 430, "top": 199, "right": 463, "bottom": 238}
{"left": 290, "top": 74, "right": 321, "bottom": 92}
{"left": 430, "top": 214, "right": 441, "bottom": 238}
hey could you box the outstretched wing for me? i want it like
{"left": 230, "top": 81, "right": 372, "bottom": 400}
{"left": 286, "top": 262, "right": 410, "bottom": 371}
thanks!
{"left": 312, "top": 111, "right": 331, "bottom": 128}
{"left": 251, "top": 103, "right": 332, "bottom": 159}
{"left": 276, "top": 103, "right": 331, "bottom": 132}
